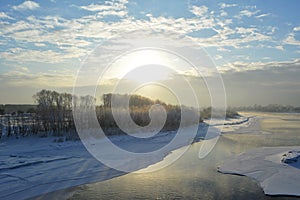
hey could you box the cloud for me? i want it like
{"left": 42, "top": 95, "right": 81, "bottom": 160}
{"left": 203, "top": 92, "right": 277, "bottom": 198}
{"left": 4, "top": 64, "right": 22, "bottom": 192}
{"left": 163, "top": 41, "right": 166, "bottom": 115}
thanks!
{"left": 96, "top": 10, "right": 127, "bottom": 18}
{"left": 80, "top": 0, "right": 128, "bottom": 17}
{"left": 218, "top": 59, "right": 300, "bottom": 74}
{"left": 214, "top": 55, "right": 223, "bottom": 60}
{"left": 0, "top": 48, "right": 82, "bottom": 64}
{"left": 222, "top": 65, "right": 300, "bottom": 106}
{"left": 293, "top": 26, "right": 300, "bottom": 32}
{"left": 255, "top": 13, "right": 270, "bottom": 19}
{"left": 0, "top": 1, "right": 298, "bottom": 105}
{"left": 217, "top": 47, "right": 231, "bottom": 52}
{"left": 284, "top": 33, "right": 300, "bottom": 46}
{"left": 0, "top": 1, "right": 284, "bottom": 69}
{"left": 220, "top": 10, "right": 228, "bottom": 17}
{"left": 188, "top": 25, "right": 270, "bottom": 49}
{"left": 0, "top": 67, "right": 75, "bottom": 88}
{"left": 266, "top": 26, "right": 277, "bottom": 35}
{"left": 34, "top": 43, "right": 46, "bottom": 47}
{"left": 190, "top": 5, "right": 208, "bottom": 16}
{"left": 239, "top": 9, "right": 260, "bottom": 17}
{"left": 275, "top": 45, "right": 284, "bottom": 51}
{"left": 13, "top": 1, "right": 40, "bottom": 11}
{"left": 0, "top": 12, "right": 13, "bottom": 19}
{"left": 219, "top": 3, "right": 237, "bottom": 9}
{"left": 81, "top": 4, "right": 117, "bottom": 12}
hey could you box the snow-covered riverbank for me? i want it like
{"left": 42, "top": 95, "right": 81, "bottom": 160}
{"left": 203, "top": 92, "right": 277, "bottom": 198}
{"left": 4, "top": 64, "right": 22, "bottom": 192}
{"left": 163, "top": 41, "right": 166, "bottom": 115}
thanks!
{"left": 218, "top": 113, "right": 300, "bottom": 197}
{"left": 0, "top": 116, "right": 249, "bottom": 200}
{"left": 218, "top": 146, "right": 300, "bottom": 196}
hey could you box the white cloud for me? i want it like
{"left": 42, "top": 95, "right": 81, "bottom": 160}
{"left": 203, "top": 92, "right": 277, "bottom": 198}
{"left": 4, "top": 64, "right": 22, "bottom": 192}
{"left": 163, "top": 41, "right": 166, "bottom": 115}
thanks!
{"left": 0, "top": 12, "right": 13, "bottom": 19}
{"left": 80, "top": 0, "right": 128, "bottom": 17}
{"left": 0, "top": 2, "right": 279, "bottom": 66}
{"left": 275, "top": 45, "right": 284, "bottom": 51}
{"left": 284, "top": 33, "right": 300, "bottom": 46}
{"left": 262, "top": 57, "right": 271, "bottom": 60}
{"left": 0, "top": 48, "right": 81, "bottom": 64}
{"left": 239, "top": 9, "right": 260, "bottom": 17}
{"left": 220, "top": 10, "right": 228, "bottom": 17}
{"left": 219, "top": 3, "right": 237, "bottom": 9}
{"left": 190, "top": 5, "right": 208, "bottom": 16}
{"left": 96, "top": 10, "right": 127, "bottom": 18}
{"left": 34, "top": 43, "right": 46, "bottom": 47}
{"left": 0, "top": 13, "right": 267, "bottom": 64}
{"left": 214, "top": 55, "right": 223, "bottom": 60}
{"left": 217, "top": 47, "right": 231, "bottom": 52}
{"left": 236, "top": 27, "right": 256, "bottom": 34}
{"left": 0, "top": 2, "right": 298, "bottom": 105}
{"left": 266, "top": 26, "right": 277, "bottom": 35}
{"left": 293, "top": 26, "right": 300, "bottom": 32}
{"left": 13, "top": 1, "right": 40, "bottom": 11}
{"left": 189, "top": 24, "right": 270, "bottom": 49}
{"left": 1, "top": 69, "right": 75, "bottom": 88}
{"left": 81, "top": 4, "right": 114, "bottom": 12}
{"left": 80, "top": 0, "right": 128, "bottom": 16}
{"left": 219, "top": 59, "right": 300, "bottom": 74}
{"left": 255, "top": 13, "right": 270, "bottom": 19}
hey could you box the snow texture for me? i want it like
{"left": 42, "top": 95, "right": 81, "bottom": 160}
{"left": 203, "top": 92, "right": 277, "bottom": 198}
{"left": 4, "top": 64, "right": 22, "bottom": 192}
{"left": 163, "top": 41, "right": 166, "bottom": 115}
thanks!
{"left": 0, "top": 117, "right": 248, "bottom": 200}
{"left": 219, "top": 147, "right": 300, "bottom": 196}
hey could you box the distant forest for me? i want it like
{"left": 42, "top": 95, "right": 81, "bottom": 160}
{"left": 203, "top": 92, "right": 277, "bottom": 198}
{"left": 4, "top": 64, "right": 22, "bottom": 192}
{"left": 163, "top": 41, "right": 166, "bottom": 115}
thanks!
{"left": 0, "top": 104, "right": 37, "bottom": 115}
{"left": 0, "top": 90, "right": 204, "bottom": 139}
{"left": 3, "top": 90, "right": 297, "bottom": 140}
{"left": 0, "top": 90, "right": 245, "bottom": 139}
{"left": 230, "top": 104, "right": 300, "bottom": 113}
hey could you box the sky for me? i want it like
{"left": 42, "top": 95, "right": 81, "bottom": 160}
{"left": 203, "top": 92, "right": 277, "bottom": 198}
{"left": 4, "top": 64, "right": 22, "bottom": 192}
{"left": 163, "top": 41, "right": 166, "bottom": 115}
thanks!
{"left": 0, "top": 0, "right": 300, "bottom": 106}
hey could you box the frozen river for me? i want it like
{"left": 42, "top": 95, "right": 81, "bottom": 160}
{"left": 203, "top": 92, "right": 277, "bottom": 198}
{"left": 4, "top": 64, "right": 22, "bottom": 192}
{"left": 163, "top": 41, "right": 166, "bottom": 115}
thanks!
{"left": 65, "top": 112, "right": 300, "bottom": 200}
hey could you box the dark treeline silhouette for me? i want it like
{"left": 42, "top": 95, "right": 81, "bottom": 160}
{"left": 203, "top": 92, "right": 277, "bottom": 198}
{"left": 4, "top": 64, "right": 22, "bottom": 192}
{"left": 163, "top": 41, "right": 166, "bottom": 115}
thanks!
{"left": 0, "top": 104, "right": 37, "bottom": 114}
{"left": 200, "top": 107, "right": 240, "bottom": 119}
{"left": 0, "top": 90, "right": 77, "bottom": 139}
{"left": 0, "top": 90, "right": 203, "bottom": 139}
{"left": 33, "top": 90, "right": 75, "bottom": 137}
{"left": 97, "top": 93, "right": 201, "bottom": 135}
{"left": 0, "top": 90, "right": 242, "bottom": 139}
{"left": 230, "top": 104, "right": 300, "bottom": 113}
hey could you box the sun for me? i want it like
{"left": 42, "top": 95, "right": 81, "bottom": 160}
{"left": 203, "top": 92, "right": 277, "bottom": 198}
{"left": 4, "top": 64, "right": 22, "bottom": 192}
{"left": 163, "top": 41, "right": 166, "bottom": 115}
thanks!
{"left": 111, "top": 49, "right": 174, "bottom": 83}
{"left": 124, "top": 49, "right": 167, "bottom": 67}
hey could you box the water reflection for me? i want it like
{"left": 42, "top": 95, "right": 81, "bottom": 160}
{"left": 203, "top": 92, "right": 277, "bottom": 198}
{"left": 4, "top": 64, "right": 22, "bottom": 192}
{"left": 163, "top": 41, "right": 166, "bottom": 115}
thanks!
{"left": 69, "top": 112, "right": 300, "bottom": 200}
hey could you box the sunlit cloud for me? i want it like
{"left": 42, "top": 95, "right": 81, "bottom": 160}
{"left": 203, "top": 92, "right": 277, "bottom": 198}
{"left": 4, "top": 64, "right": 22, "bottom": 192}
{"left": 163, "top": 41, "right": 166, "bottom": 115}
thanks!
{"left": 218, "top": 59, "right": 300, "bottom": 74}
{"left": 0, "top": 48, "right": 80, "bottom": 63}
{"left": 0, "top": 0, "right": 299, "bottom": 105}
{"left": 190, "top": 5, "right": 208, "bottom": 16}
{"left": 0, "top": 67, "right": 75, "bottom": 88}
{"left": 12, "top": 1, "right": 40, "bottom": 11}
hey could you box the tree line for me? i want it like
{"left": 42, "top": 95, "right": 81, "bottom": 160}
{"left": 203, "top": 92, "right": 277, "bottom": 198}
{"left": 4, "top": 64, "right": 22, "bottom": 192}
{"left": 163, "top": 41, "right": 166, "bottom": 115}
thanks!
{"left": 229, "top": 104, "right": 300, "bottom": 113}
{"left": 0, "top": 90, "right": 203, "bottom": 139}
{"left": 97, "top": 93, "right": 201, "bottom": 135}
{"left": 0, "top": 90, "right": 77, "bottom": 139}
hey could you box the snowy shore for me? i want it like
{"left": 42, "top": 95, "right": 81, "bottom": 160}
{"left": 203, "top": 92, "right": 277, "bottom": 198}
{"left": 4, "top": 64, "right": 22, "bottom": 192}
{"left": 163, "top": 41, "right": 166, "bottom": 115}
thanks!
{"left": 0, "top": 117, "right": 248, "bottom": 200}
{"left": 218, "top": 113, "right": 300, "bottom": 197}
{"left": 218, "top": 146, "right": 300, "bottom": 196}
